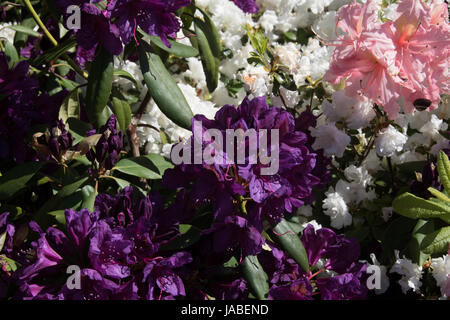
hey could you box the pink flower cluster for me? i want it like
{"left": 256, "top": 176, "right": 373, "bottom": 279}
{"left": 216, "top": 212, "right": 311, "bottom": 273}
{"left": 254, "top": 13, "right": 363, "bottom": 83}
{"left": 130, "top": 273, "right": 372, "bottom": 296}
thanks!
{"left": 324, "top": 0, "right": 449, "bottom": 119}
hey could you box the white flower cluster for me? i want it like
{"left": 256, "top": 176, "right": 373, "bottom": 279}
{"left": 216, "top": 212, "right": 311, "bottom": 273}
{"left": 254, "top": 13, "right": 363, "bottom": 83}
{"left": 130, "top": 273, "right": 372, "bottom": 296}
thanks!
{"left": 322, "top": 165, "right": 376, "bottom": 229}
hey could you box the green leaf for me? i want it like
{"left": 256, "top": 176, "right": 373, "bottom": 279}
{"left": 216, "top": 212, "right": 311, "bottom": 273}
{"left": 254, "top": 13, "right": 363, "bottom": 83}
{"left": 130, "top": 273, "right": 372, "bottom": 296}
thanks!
{"left": 139, "top": 46, "right": 193, "bottom": 129}
{"left": 437, "top": 151, "right": 450, "bottom": 195}
{"left": 194, "top": 19, "right": 219, "bottom": 93}
{"left": 33, "top": 37, "right": 77, "bottom": 66}
{"left": 241, "top": 255, "right": 269, "bottom": 300}
{"left": 196, "top": 8, "right": 221, "bottom": 57}
{"left": 144, "top": 154, "right": 174, "bottom": 175}
{"left": 273, "top": 218, "right": 309, "bottom": 272}
{"left": 428, "top": 187, "right": 450, "bottom": 203}
{"left": 57, "top": 176, "right": 89, "bottom": 198}
{"left": 80, "top": 185, "right": 96, "bottom": 212}
{"left": 113, "top": 69, "right": 139, "bottom": 90}
{"left": 393, "top": 192, "right": 450, "bottom": 223}
{"left": 407, "top": 219, "right": 435, "bottom": 265}
{"left": 48, "top": 210, "right": 66, "bottom": 225}
{"left": 67, "top": 118, "right": 93, "bottom": 145}
{"left": 420, "top": 226, "right": 450, "bottom": 255}
{"left": 2, "top": 40, "right": 19, "bottom": 67}
{"left": 59, "top": 88, "right": 80, "bottom": 123}
{"left": 111, "top": 97, "right": 132, "bottom": 131}
{"left": 85, "top": 47, "right": 114, "bottom": 126}
{"left": 0, "top": 162, "right": 43, "bottom": 200}
{"left": 160, "top": 224, "right": 201, "bottom": 250}
{"left": 113, "top": 157, "right": 162, "bottom": 180}
{"left": 8, "top": 25, "right": 40, "bottom": 37}
{"left": 142, "top": 32, "right": 199, "bottom": 58}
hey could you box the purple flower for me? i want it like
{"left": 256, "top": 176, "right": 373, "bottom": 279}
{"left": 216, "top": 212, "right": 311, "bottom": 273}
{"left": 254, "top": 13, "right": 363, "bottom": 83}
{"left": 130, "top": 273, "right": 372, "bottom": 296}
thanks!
{"left": 203, "top": 216, "right": 264, "bottom": 256}
{"left": 86, "top": 115, "right": 124, "bottom": 171}
{"left": 34, "top": 120, "right": 74, "bottom": 162}
{"left": 164, "top": 97, "right": 323, "bottom": 230}
{"left": 269, "top": 277, "right": 313, "bottom": 300}
{"left": 0, "top": 212, "right": 15, "bottom": 255}
{"left": 56, "top": 1, "right": 122, "bottom": 56}
{"left": 110, "top": 0, "right": 191, "bottom": 47}
{"left": 0, "top": 53, "right": 67, "bottom": 162}
{"left": 142, "top": 252, "right": 192, "bottom": 299}
{"left": 231, "top": 0, "right": 259, "bottom": 13}
{"left": 316, "top": 273, "right": 368, "bottom": 300}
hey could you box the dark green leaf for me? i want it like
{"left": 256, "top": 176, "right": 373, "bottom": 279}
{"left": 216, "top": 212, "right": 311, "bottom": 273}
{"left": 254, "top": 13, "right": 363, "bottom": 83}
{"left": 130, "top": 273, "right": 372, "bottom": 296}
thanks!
{"left": 139, "top": 46, "right": 193, "bottom": 129}
{"left": 241, "top": 255, "right": 269, "bottom": 300}
{"left": 111, "top": 97, "right": 132, "bottom": 131}
{"left": 85, "top": 47, "right": 114, "bottom": 126}
{"left": 194, "top": 19, "right": 219, "bottom": 93}
{"left": 420, "top": 226, "right": 450, "bottom": 255}
{"left": 8, "top": 25, "right": 40, "bottom": 37}
{"left": 80, "top": 185, "right": 96, "bottom": 212}
{"left": 113, "top": 157, "right": 162, "bottom": 179}
{"left": 0, "top": 162, "right": 43, "bottom": 200}
{"left": 143, "top": 33, "right": 199, "bottom": 58}
{"left": 59, "top": 88, "right": 80, "bottom": 123}
{"left": 273, "top": 218, "right": 309, "bottom": 272}
{"left": 33, "top": 37, "right": 77, "bottom": 66}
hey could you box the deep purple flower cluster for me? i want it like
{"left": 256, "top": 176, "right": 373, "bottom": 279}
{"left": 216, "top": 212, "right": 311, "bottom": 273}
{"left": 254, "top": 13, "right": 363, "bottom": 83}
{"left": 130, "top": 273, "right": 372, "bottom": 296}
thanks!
{"left": 56, "top": 0, "right": 191, "bottom": 60}
{"left": 231, "top": 0, "right": 259, "bottom": 13}
{"left": 14, "top": 187, "right": 192, "bottom": 300}
{"left": 0, "top": 53, "right": 67, "bottom": 162}
{"left": 164, "top": 96, "right": 325, "bottom": 227}
{"left": 260, "top": 224, "right": 368, "bottom": 300}
{"left": 86, "top": 115, "right": 124, "bottom": 171}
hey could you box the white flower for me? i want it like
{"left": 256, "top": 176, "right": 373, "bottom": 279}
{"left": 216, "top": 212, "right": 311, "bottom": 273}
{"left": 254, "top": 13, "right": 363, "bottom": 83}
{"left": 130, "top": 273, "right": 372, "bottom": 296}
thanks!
{"left": 368, "top": 253, "right": 390, "bottom": 294}
{"left": 419, "top": 114, "right": 448, "bottom": 140}
{"left": 310, "top": 123, "right": 350, "bottom": 157}
{"left": 323, "top": 187, "right": 352, "bottom": 229}
{"left": 322, "top": 91, "right": 375, "bottom": 129}
{"left": 375, "top": 125, "right": 408, "bottom": 157}
{"left": 431, "top": 254, "right": 450, "bottom": 299}
{"left": 344, "top": 165, "right": 373, "bottom": 187}
{"left": 335, "top": 179, "right": 376, "bottom": 204}
{"left": 390, "top": 250, "right": 423, "bottom": 294}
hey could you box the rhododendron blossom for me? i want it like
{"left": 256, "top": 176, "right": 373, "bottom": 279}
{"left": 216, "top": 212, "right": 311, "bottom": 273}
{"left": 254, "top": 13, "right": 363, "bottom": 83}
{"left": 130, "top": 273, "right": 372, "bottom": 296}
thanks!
{"left": 324, "top": 0, "right": 450, "bottom": 119}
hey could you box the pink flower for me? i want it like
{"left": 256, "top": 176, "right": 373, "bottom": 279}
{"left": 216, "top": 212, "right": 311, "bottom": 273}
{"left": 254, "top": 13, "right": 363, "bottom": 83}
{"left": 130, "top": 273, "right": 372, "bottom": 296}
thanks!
{"left": 324, "top": 0, "right": 449, "bottom": 119}
{"left": 392, "top": 2, "right": 450, "bottom": 112}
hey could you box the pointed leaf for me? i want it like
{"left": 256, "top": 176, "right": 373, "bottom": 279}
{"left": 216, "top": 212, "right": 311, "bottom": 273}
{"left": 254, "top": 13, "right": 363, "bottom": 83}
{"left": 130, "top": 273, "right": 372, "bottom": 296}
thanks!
{"left": 139, "top": 46, "right": 193, "bottom": 129}
{"left": 393, "top": 192, "right": 450, "bottom": 223}
{"left": 113, "top": 157, "right": 162, "bottom": 180}
{"left": 0, "top": 162, "right": 43, "bottom": 200}
{"left": 437, "top": 151, "right": 450, "bottom": 195}
{"left": 85, "top": 47, "right": 114, "bottom": 126}
{"left": 420, "top": 226, "right": 450, "bottom": 255}
{"left": 273, "top": 218, "right": 309, "bottom": 272}
{"left": 111, "top": 97, "right": 132, "bottom": 131}
{"left": 194, "top": 19, "right": 219, "bottom": 93}
{"left": 241, "top": 255, "right": 269, "bottom": 300}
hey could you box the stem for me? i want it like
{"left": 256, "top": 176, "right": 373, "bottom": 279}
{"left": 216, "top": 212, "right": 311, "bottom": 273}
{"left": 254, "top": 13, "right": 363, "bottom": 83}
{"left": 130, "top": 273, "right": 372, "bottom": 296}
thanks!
{"left": 23, "top": 0, "right": 89, "bottom": 79}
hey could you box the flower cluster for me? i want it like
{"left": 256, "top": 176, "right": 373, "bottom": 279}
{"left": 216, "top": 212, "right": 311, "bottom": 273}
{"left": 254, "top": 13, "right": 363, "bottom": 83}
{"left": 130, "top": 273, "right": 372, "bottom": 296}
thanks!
{"left": 260, "top": 223, "right": 368, "bottom": 300}
{"left": 85, "top": 115, "right": 124, "bottom": 172}
{"left": 15, "top": 187, "right": 192, "bottom": 300}
{"left": 324, "top": 0, "right": 449, "bottom": 119}
{"left": 164, "top": 97, "right": 328, "bottom": 231}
